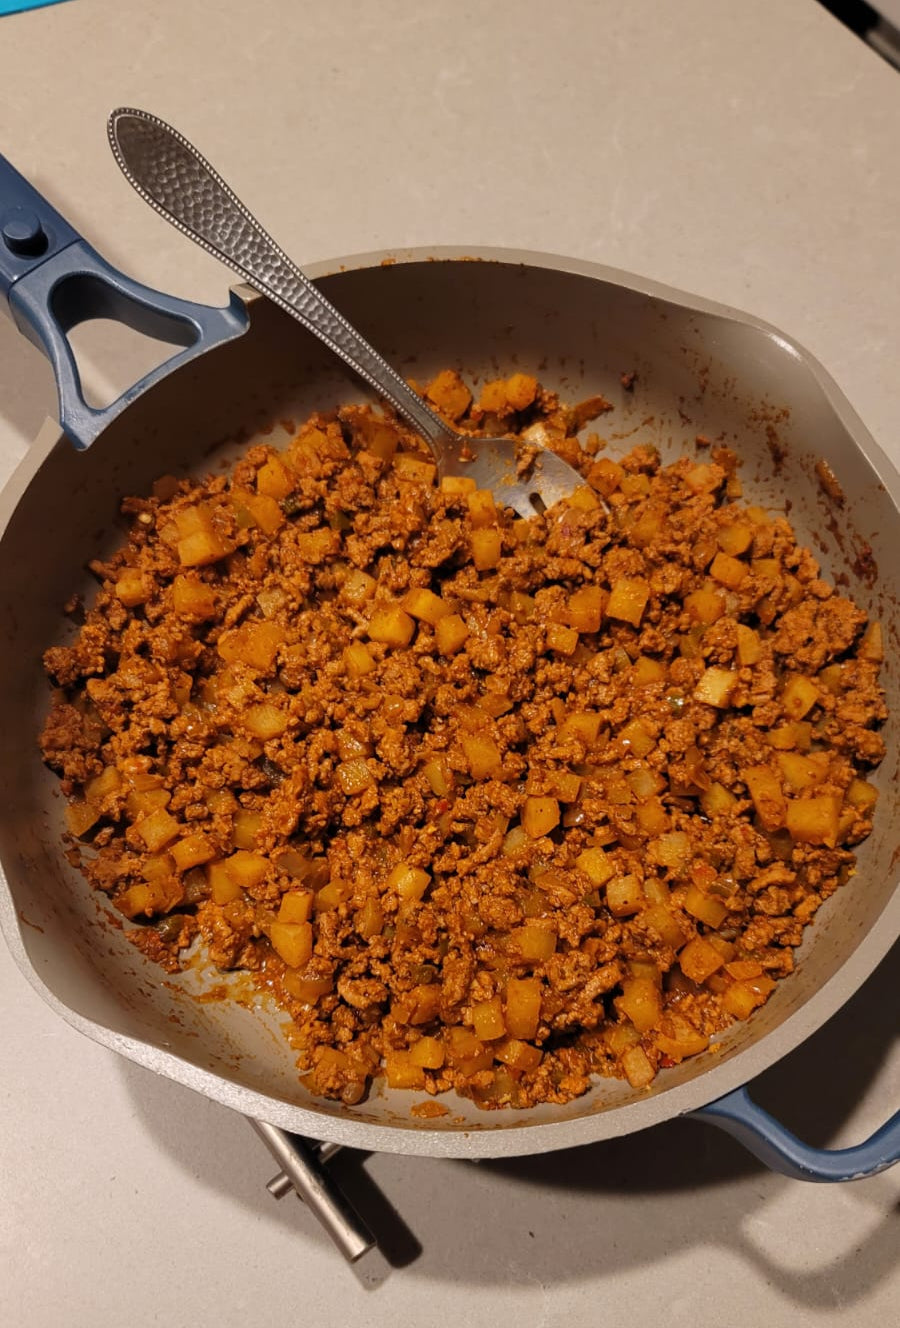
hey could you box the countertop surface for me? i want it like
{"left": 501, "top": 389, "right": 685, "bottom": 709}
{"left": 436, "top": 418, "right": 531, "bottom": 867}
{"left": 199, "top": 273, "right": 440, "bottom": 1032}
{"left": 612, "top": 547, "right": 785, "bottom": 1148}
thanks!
{"left": 0, "top": 2, "right": 898, "bottom": 1324}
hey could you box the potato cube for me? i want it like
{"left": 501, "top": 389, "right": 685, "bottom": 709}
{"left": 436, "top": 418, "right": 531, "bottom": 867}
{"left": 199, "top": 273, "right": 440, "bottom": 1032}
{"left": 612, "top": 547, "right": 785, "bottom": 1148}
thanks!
{"left": 505, "top": 977, "right": 542, "bottom": 1040}
{"left": 566, "top": 484, "right": 602, "bottom": 512}
{"left": 735, "top": 624, "right": 763, "bottom": 666}
{"left": 709, "top": 551, "right": 748, "bottom": 589}
{"left": 281, "top": 970, "right": 333, "bottom": 1004}
{"left": 694, "top": 666, "right": 737, "bottom": 708}
{"left": 717, "top": 521, "right": 754, "bottom": 556}
{"left": 653, "top": 831, "right": 691, "bottom": 869}
{"left": 170, "top": 833, "right": 216, "bottom": 872}
{"left": 134, "top": 808, "right": 180, "bottom": 852}
{"left": 117, "top": 883, "right": 155, "bottom": 919}
{"left": 560, "top": 711, "right": 602, "bottom": 745}
{"left": 269, "top": 921, "right": 313, "bottom": 969}
{"left": 314, "top": 880, "right": 350, "bottom": 913}
{"left": 679, "top": 936, "right": 725, "bottom": 984}
{"left": 343, "top": 642, "right": 376, "bottom": 678}
{"left": 781, "top": 675, "right": 819, "bottom": 720}
{"left": 386, "top": 863, "right": 431, "bottom": 906}
{"left": 460, "top": 733, "right": 503, "bottom": 780}
{"left": 244, "top": 703, "right": 288, "bottom": 740}
{"left": 384, "top": 1052, "right": 427, "bottom": 1090}
{"left": 607, "top": 874, "right": 646, "bottom": 916}
{"left": 367, "top": 605, "right": 416, "bottom": 647}
{"left": 510, "top": 925, "right": 557, "bottom": 961}
{"left": 607, "top": 577, "right": 650, "bottom": 627}
{"left": 222, "top": 850, "right": 269, "bottom": 889}
{"left": 402, "top": 586, "right": 451, "bottom": 624}
{"left": 683, "top": 884, "right": 728, "bottom": 928}
{"left": 65, "top": 800, "right": 101, "bottom": 837}
{"left": 393, "top": 453, "right": 437, "bottom": 485}
{"left": 471, "top": 528, "right": 503, "bottom": 571}
{"left": 522, "top": 796, "right": 560, "bottom": 839}
{"left": 786, "top": 795, "right": 841, "bottom": 846}
{"left": 546, "top": 623, "right": 579, "bottom": 654}
{"left": 434, "top": 613, "right": 469, "bottom": 655}
{"left": 341, "top": 569, "right": 377, "bottom": 604}
{"left": 425, "top": 368, "right": 472, "bottom": 420}
{"left": 618, "top": 718, "right": 655, "bottom": 757}
{"left": 172, "top": 574, "right": 218, "bottom": 621}
{"left": 642, "top": 903, "right": 687, "bottom": 949}
{"left": 466, "top": 489, "right": 498, "bottom": 528}
{"left": 567, "top": 585, "right": 606, "bottom": 634}
{"left": 278, "top": 891, "right": 314, "bottom": 924}
{"left": 858, "top": 621, "right": 883, "bottom": 663}
{"left": 218, "top": 620, "right": 283, "bottom": 672}
{"left": 114, "top": 568, "right": 149, "bottom": 607}
{"left": 575, "top": 847, "right": 615, "bottom": 887}
{"left": 177, "top": 523, "right": 232, "bottom": 568}
{"left": 356, "top": 898, "right": 384, "bottom": 939}
{"left": 775, "top": 751, "right": 829, "bottom": 792}
{"left": 621, "top": 1045, "right": 655, "bottom": 1089}
{"left": 505, "top": 372, "right": 538, "bottom": 411}
{"left": 722, "top": 980, "right": 767, "bottom": 1020}
{"left": 207, "top": 861, "right": 243, "bottom": 905}
{"left": 846, "top": 778, "right": 878, "bottom": 810}
{"left": 744, "top": 764, "right": 786, "bottom": 831}
{"left": 231, "top": 810, "right": 262, "bottom": 850}
{"left": 684, "top": 586, "right": 726, "bottom": 626}
{"left": 409, "top": 1036, "right": 445, "bottom": 1069}
{"left": 440, "top": 474, "right": 478, "bottom": 497}
{"left": 617, "top": 976, "right": 662, "bottom": 1033}
{"left": 494, "top": 1038, "right": 543, "bottom": 1072}
{"left": 699, "top": 781, "right": 737, "bottom": 817}
{"left": 336, "top": 758, "right": 375, "bottom": 795}
{"left": 588, "top": 458, "right": 625, "bottom": 496}
{"left": 472, "top": 996, "right": 506, "bottom": 1041}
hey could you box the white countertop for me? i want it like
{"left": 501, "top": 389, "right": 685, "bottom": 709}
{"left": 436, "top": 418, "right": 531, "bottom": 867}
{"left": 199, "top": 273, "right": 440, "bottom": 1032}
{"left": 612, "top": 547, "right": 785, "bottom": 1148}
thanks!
{"left": 1, "top": 2, "right": 898, "bottom": 1323}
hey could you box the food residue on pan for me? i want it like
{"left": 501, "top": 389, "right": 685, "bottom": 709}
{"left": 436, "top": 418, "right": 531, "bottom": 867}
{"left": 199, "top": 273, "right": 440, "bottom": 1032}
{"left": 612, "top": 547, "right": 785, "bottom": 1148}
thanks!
{"left": 38, "top": 368, "right": 886, "bottom": 1112}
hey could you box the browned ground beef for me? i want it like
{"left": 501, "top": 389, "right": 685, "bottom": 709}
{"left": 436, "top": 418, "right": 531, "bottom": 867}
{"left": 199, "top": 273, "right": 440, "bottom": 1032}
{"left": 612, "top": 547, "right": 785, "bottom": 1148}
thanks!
{"left": 39, "top": 369, "right": 886, "bottom": 1110}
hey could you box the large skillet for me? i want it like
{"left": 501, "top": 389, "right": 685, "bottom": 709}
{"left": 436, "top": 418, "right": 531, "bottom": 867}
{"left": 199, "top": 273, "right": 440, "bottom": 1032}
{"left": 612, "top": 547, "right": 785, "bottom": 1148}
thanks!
{"left": 1, "top": 157, "right": 898, "bottom": 1209}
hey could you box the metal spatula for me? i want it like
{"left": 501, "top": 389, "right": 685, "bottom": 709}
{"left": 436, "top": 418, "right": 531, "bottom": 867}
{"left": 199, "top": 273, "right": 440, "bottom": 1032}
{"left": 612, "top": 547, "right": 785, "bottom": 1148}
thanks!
{"left": 107, "top": 107, "right": 591, "bottom": 518}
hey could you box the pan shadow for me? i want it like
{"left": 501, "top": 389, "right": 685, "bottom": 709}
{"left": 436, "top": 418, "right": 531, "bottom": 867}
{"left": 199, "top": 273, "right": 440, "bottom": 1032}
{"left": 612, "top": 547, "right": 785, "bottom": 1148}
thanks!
{"left": 120, "top": 940, "right": 898, "bottom": 1304}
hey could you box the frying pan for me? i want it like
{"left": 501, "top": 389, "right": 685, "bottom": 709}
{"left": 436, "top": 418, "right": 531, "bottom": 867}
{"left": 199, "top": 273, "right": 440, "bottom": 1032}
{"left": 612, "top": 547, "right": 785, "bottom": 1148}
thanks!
{"left": 1, "top": 154, "right": 898, "bottom": 1224}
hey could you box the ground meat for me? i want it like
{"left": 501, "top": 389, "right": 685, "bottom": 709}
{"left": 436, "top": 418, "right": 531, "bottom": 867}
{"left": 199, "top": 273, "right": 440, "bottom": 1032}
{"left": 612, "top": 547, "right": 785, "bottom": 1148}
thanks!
{"left": 40, "top": 369, "right": 886, "bottom": 1109}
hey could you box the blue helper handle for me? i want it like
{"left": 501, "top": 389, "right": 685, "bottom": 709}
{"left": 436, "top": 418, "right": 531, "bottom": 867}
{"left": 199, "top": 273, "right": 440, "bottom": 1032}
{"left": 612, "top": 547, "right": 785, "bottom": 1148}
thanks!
{"left": 692, "top": 1086, "right": 900, "bottom": 1182}
{"left": 0, "top": 151, "right": 249, "bottom": 448}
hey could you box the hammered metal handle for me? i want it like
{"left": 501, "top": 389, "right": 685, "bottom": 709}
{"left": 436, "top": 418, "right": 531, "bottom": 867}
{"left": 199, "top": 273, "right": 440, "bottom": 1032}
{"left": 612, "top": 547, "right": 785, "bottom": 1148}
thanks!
{"left": 107, "top": 107, "right": 451, "bottom": 446}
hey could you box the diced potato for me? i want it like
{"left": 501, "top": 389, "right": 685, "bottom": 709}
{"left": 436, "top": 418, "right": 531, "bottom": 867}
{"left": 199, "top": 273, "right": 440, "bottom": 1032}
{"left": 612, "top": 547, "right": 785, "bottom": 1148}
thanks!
{"left": 172, "top": 574, "right": 218, "bottom": 620}
{"left": 775, "top": 751, "right": 829, "bottom": 792}
{"left": 343, "top": 642, "right": 377, "bottom": 678}
{"left": 472, "top": 996, "right": 506, "bottom": 1041}
{"left": 115, "top": 568, "right": 149, "bottom": 607}
{"left": 170, "top": 833, "right": 216, "bottom": 872}
{"left": 653, "top": 831, "right": 691, "bottom": 869}
{"left": 471, "top": 528, "right": 503, "bottom": 571}
{"left": 694, "top": 666, "right": 737, "bottom": 708}
{"left": 461, "top": 733, "right": 503, "bottom": 780}
{"left": 606, "top": 874, "right": 645, "bottom": 917}
{"left": 207, "top": 860, "right": 243, "bottom": 905}
{"left": 425, "top": 368, "right": 472, "bottom": 421}
{"left": 85, "top": 766, "right": 121, "bottom": 803}
{"left": 278, "top": 891, "right": 314, "bottom": 924}
{"left": 654, "top": 1014, "right": 709, "bottom": 1061}
{"left": 699, "top": 781, "right": 737, "bottom": 816}
{"left": 384, "top": 1051, "right": 427, "bottom": 1090}
{"left": 281, "top": 970, "right": 333, "bottom": 1004}
{"left": 341, "top": 569, "right": 377, "bottom": 604}
{"left": 270, "top": 920, "right": 313, "bottom": 969}
{"left": 466, "top": 489, "right": 498, "bottom": 528}
{"left": 567, "top": 585, "right": 605, "bottom": 634}
{"left": 588, "top": 457, "right": 625, "bottom": 496}
{"left": 177, "top": 528, "right": 232, "bottom": 568}
{"left": 619, "top": 473, "right": 650, "bottom": 498}
{"left": 781, "top": 675, "right": 820, "bottom": 720}
{"left": 334, "top": 759, "right": 374, "bottom": 796}
{"left": 356, "top": 898, "right": 384, "bottom": 939}
{"left": 223, "top": 850, "right": 269, "bottom": 889}
{"left": 617, "top": 976, "right": 662, "bottom": 1033}
{"left": 434, "top": 613, "right": 469, "bottom": 655}
{"left": 393, "top": 453, "right": 437, "bottom": 485}
{"left": 402, "top": 984, "right": 442, "bottom": 1025}
{"left": 575, "top": 847, "right": 615, "bottom": 887}
{"left": 606, "top": 1022, "right": 642, "bottom": 1055}
{"left": 386, "top": 863, "right": 431, "bottom": 906}
{"left": 422, "top": 759, "right": 453, "bottom": 797}
{"left": 409, "top": 1036, "right": 445, "bottom": 1069}
{"left": 607, "top": 577, "right": 650, "bottom": 627}
{"left": 618, "top": 718, "right": 655, "bottom": 757}
{"left": 546, "top": 623, "right": 579, "bottom": 654}
{"left": 117, "top": 883, "right": 155, "bottom": 918}
{"left": 551, "top": 771, "right": 582, "bottom": 803}
{"left": 709, "top": 551, "right": 748, "bottom": 589}
{"left": 786, "top": 795, "right": 841, "bottom": 847}
{"left": 402, "top": 586, "right": 451, "bottom": 625}
{"left": 717, "top": 521, "right": 754, "bottom": 556}
{"left": 440, "top": 475, "right": 477, "bottom": 497}
{"left": 445, "top": 1026, "right": 494, "bottom": 1075}
{"left": 635, "top": 797, "right": 669, "bottom": 835}
{"left": 367, "top": 605, "right": 416, "bottom": 647}
{"left": 744, "top": 764, "right": 786, "bottom": 831}
{"left": 494, "top": 1038, "right": 542, "bottom": 1072}
{"left": 679, "top": 936, "right": 725, "bottom": 984}
{"left": 683, "top": 884, "right": 728, "bottom": 928}
{"left": 242, "top": 491, "right": 285, "bottom": 536}
{"left": 632, "top": 655, "right": 667, "bottom": 685}
{"left": 567, "top": 484, "right": 602, "bottom": 512}
{"left": 218, "top": 620, "right": 284, "bottom": 672}
{"left": 642, "top": 903, "right": 686, "bottom": 949}
{"left": 627, "top": 767, "right": 665, "bottom": 800}
{"left": 725, "top": 959, "right": 763, "bottom": 981}
{"left": 735, "top": 624, "right": 763, "bottom": 666}
{"left": 510, "top": 925, "right": 557, "bottom": 961}
{"left": 768, "top": 720, "right": 812, "bottom": 752}
{"left": 858, "top": 621, "right": 883, "bottom": 663}
{"left": 231, "top": 809, "right": 262, "bottom": 850}
{"left": 522, "top": 796, "right": 560, "bottom": 839}
{"left": 243, "top": 702, "right": 288, "bottom": 740}
{"left": 846, "top": 778, "right": 878, "bottom": 810}
{"left": 683, "top": 463, "right": 719, "bottom": 494}
{"left": 621, "top": 1045, "right": 655, "bottom": 1089}
{"left": 505, "top": 977, "right": 542, "bottom": 1040}
{"left": 134, "top": 807, "right": 180, "bottom": 852}
{"left": 722, "top": 976, "right": 774, "bottom": 1020}
{"left": 256, "top": 456, "right": 295, "bottom": 499}
{"left": 65, "top": 800, "right": 100, "bottom": 837}
{"left": 506, "top": 372, "right": 538, "bottom": 411}
{"left": 560, "top": 711, "right": 602, "bottom": 745}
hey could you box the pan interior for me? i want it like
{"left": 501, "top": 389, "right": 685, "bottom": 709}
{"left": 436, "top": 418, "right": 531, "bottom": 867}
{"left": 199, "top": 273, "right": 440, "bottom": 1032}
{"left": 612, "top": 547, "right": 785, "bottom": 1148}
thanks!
{"left": 1, "top": 258, "right": 897, "bottom": 1148}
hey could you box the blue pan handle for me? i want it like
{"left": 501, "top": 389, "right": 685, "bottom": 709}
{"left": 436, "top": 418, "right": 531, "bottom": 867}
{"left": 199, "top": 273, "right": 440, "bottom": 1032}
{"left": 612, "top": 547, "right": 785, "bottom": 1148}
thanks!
{"left": 692, "top": 1086, "right": 900, "bottom": 1182}
{"left": 0, "top": 152, "right": 249, "bottom": 449}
